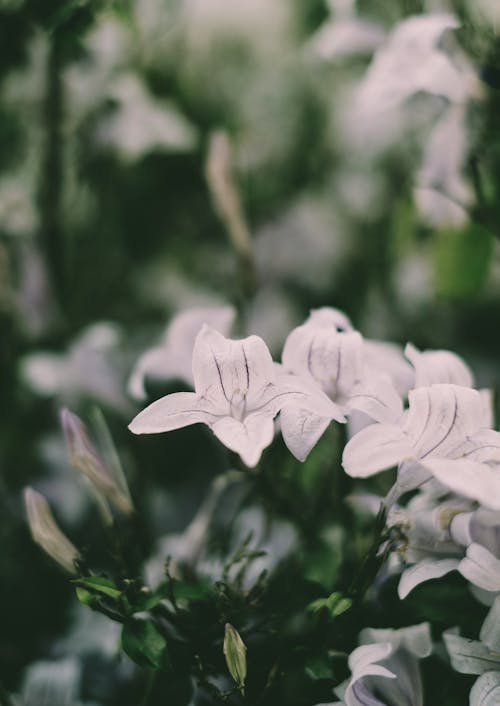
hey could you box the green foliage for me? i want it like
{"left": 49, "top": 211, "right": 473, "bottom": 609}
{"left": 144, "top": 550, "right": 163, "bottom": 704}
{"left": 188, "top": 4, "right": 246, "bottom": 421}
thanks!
{"left": 433, "top": 224, "right": 494, "bottom": 300}
{"left": 121, "top": 618, "right": 171, "bottom": 671}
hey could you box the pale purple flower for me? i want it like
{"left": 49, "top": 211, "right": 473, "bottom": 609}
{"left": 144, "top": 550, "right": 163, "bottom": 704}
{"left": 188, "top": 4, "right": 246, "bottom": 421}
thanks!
{"left": 129, "top": 325, "right": 341, "bottom": 467}
{"left": 128, "top": 305, "right": 235, "bottom": 399}
{"left": 343, "top": 384, "right": 500, "bottom": 506}
{"left": 329, "top": 623, "right": 431, "bottom": 706}
{"left": 281, "top": 308, "right": 404, "bottom": 460}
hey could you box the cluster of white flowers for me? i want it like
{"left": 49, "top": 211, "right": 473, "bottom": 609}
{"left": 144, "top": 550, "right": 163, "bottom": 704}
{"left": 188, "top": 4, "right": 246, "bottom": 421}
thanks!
{"left": 130, "top": 304, "right": 500, "bottom": 706}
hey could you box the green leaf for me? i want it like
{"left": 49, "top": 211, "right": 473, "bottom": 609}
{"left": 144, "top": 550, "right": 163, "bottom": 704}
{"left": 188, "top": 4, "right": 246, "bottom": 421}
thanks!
{"left": 73, "top": 576, "right": 122, "bottom": 600}
{"left": 75, "top": 586, "right": 97, "bottom": 606}
{"left": 121, "top": 618, "right": 171, "bottom": 671}
{"left": 326, "top": 592, "right": 352, "bottom": 618}
{"left": 305, "top": 654, "right": 334, "bottom": 680}
{"left": 173, "top": 581, "right": 216, "bottom": 602}
{"left": 433, "top": 224, "right": 493, "bottom": 300}
{"left": 307, "top": 598, "right": 328, "bottom": 613}
{"left": 307, "top": 592, "right": 352, "bottom": 619}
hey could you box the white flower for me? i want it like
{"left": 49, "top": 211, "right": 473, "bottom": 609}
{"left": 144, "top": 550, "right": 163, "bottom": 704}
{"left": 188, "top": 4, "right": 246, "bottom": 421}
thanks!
{"left": 284, "top": 308, "right": 405, "bottom": 420}
{"left": 444, "top": 602, "right": 500, "bottom": 706}
{"left": 311, "top": 0, "right": 384, "bottom": 62}
{"left": 354, "top": 13, "right": 474, "bottom": 120}
{"left": 282, "top": 308, "right": 404, "bottom": 445}
{"left": 343, "top": 384, "right": 500, "bottom": 506}
{"left": 129, "top": 325, "right": 341, "bottom": 467}
{"left": 128, "top": 305, "right": 236, "bottom": 399}
{"left": 95, "top": 74, "right": 197, "bottom": 162}
{"left": 20, "top": 322, "right": 131, "bottom": 414}
{"left": 332, "top": 623, "right": 431, "bottom": 706}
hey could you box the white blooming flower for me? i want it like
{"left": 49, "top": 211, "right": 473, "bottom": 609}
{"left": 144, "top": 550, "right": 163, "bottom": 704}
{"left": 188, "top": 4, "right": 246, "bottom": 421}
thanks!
{"left": 283, "top": 308, "right": 403, "bottom": 421}
{"left": 331, "top": 623, "right": 431, "bottom": 706}
{"left": 128, "top": 305, "right": 236, "bottom": 399}
{"left": 20, "top": 322, "right": 131, "bottom": 414}
{"left": 343, "top": 384, "right": 500, "bottom": 506}
{"left": 129, "top": 325, "right": 341, "bottom": 467}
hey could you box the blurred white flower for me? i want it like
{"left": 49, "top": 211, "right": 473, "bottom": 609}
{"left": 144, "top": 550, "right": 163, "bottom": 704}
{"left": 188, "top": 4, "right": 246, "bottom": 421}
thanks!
{"left": 311, "top": 0, "right": 384, "bottom": 62}
{"left": 129, "top": 324, "right": 341, "bottom": 466}
{"left": 414, "top": 105, "right": 472, "bottom": 227}
{"left": 128, "top": 305, "right": 236, "bottom": 399}
{"left": 20, "top": 657, "right": 88, "bottom": 706}
{"left": 254, "top": 196, "right": 347, "bottom": 291}
{"left": 95, "top": 74, "right": 197, "bottom": 161}
{"left": 21, "top": 322, "right": 131, "bottom": 414}
{"left": 345, "top": 13, "right": 480, "bottom": 150}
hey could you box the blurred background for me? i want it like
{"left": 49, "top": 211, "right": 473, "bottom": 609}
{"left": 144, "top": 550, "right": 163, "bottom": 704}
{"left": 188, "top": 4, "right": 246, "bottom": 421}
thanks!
{"left": 2, "top": 0, "right": 500, "bottom": 703}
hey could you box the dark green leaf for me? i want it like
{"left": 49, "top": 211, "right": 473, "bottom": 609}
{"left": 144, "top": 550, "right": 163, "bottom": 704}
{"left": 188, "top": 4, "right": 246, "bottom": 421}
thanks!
{"left": 121, "top": 618, "right": 171, "bottom": 671}
{"left": 73, "top": 576, "right": 122, "bottom": 600}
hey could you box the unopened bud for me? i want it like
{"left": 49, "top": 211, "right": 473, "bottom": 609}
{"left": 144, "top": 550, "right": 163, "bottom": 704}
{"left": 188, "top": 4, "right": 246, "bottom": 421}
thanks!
{"left": 60, "top": 408, "right": 133, "bottom": 516}
{"left": 24, "top": 487, "right": 80, "bottom": 575}
{"left": 223, "top": 623, "right": 247, "bottom": 694}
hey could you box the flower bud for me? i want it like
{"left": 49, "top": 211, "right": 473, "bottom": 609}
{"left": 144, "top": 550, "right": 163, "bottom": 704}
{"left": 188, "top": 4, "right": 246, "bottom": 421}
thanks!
{"left": 24, "top": 487, "right": 80, "bottom": 575}
{"left": 223, "top": 623, "right": 247, "bottom": 694}
{"left": 60, "top": 408, "right": 133, "bottom": 516}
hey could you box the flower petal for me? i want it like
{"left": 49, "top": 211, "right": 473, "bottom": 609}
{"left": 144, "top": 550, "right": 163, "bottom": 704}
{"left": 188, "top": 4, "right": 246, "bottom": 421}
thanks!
{"left": 342, "top": 423, "right": 412, "bottom": 478}
{"left": 404, "top": 385, "right": 484, "bottom": 459}
{"left": 347, "top": 374, "right": 404, "bottom": 424}
{"left": 423, "top": 459, "right": 500, "bottom": 511}
{"left": 280, "top": 407, "right": 332, "bottom": 462}
{"left": 212, "top": 414, "right": 275, "bottom": 468}
{"left": 444, "top": 631, "right": 499, "bottom": 675}
{"left": 404, "top": 343, "right": 474, "bottom": 388}
{"left": 192, "top": 325, "right": 276, "bottom": 411}
{"left": 128, "top": 346, "right": 181, "bottom": 400}
{"left": 282, "top": 319, "right": 363, "bottom": 400}
{"left": 456, "top": 430, "right": 500, "bottom": 464}
{"left": 470, "top": 671, "right": 500, "bottom": 706}
{"left": 349, "top": 643, "right": 394, "bottom": 676}
{"left": 458, "top": 544, "right": 500, "bottom": 592}
{"left": 128, "top": 392, "right": 218, "bottom": 434}
{"left": 480, "top": 596, "right": 500, "bottom": 653}
{"left": 360, "top": 623, "right": 432, "bottom": 659}
{"left": 345, "top": 644, "right": 395, "bottom": 706}
{"left": 398, "top": 558, "right": 459, "bottom": 599}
